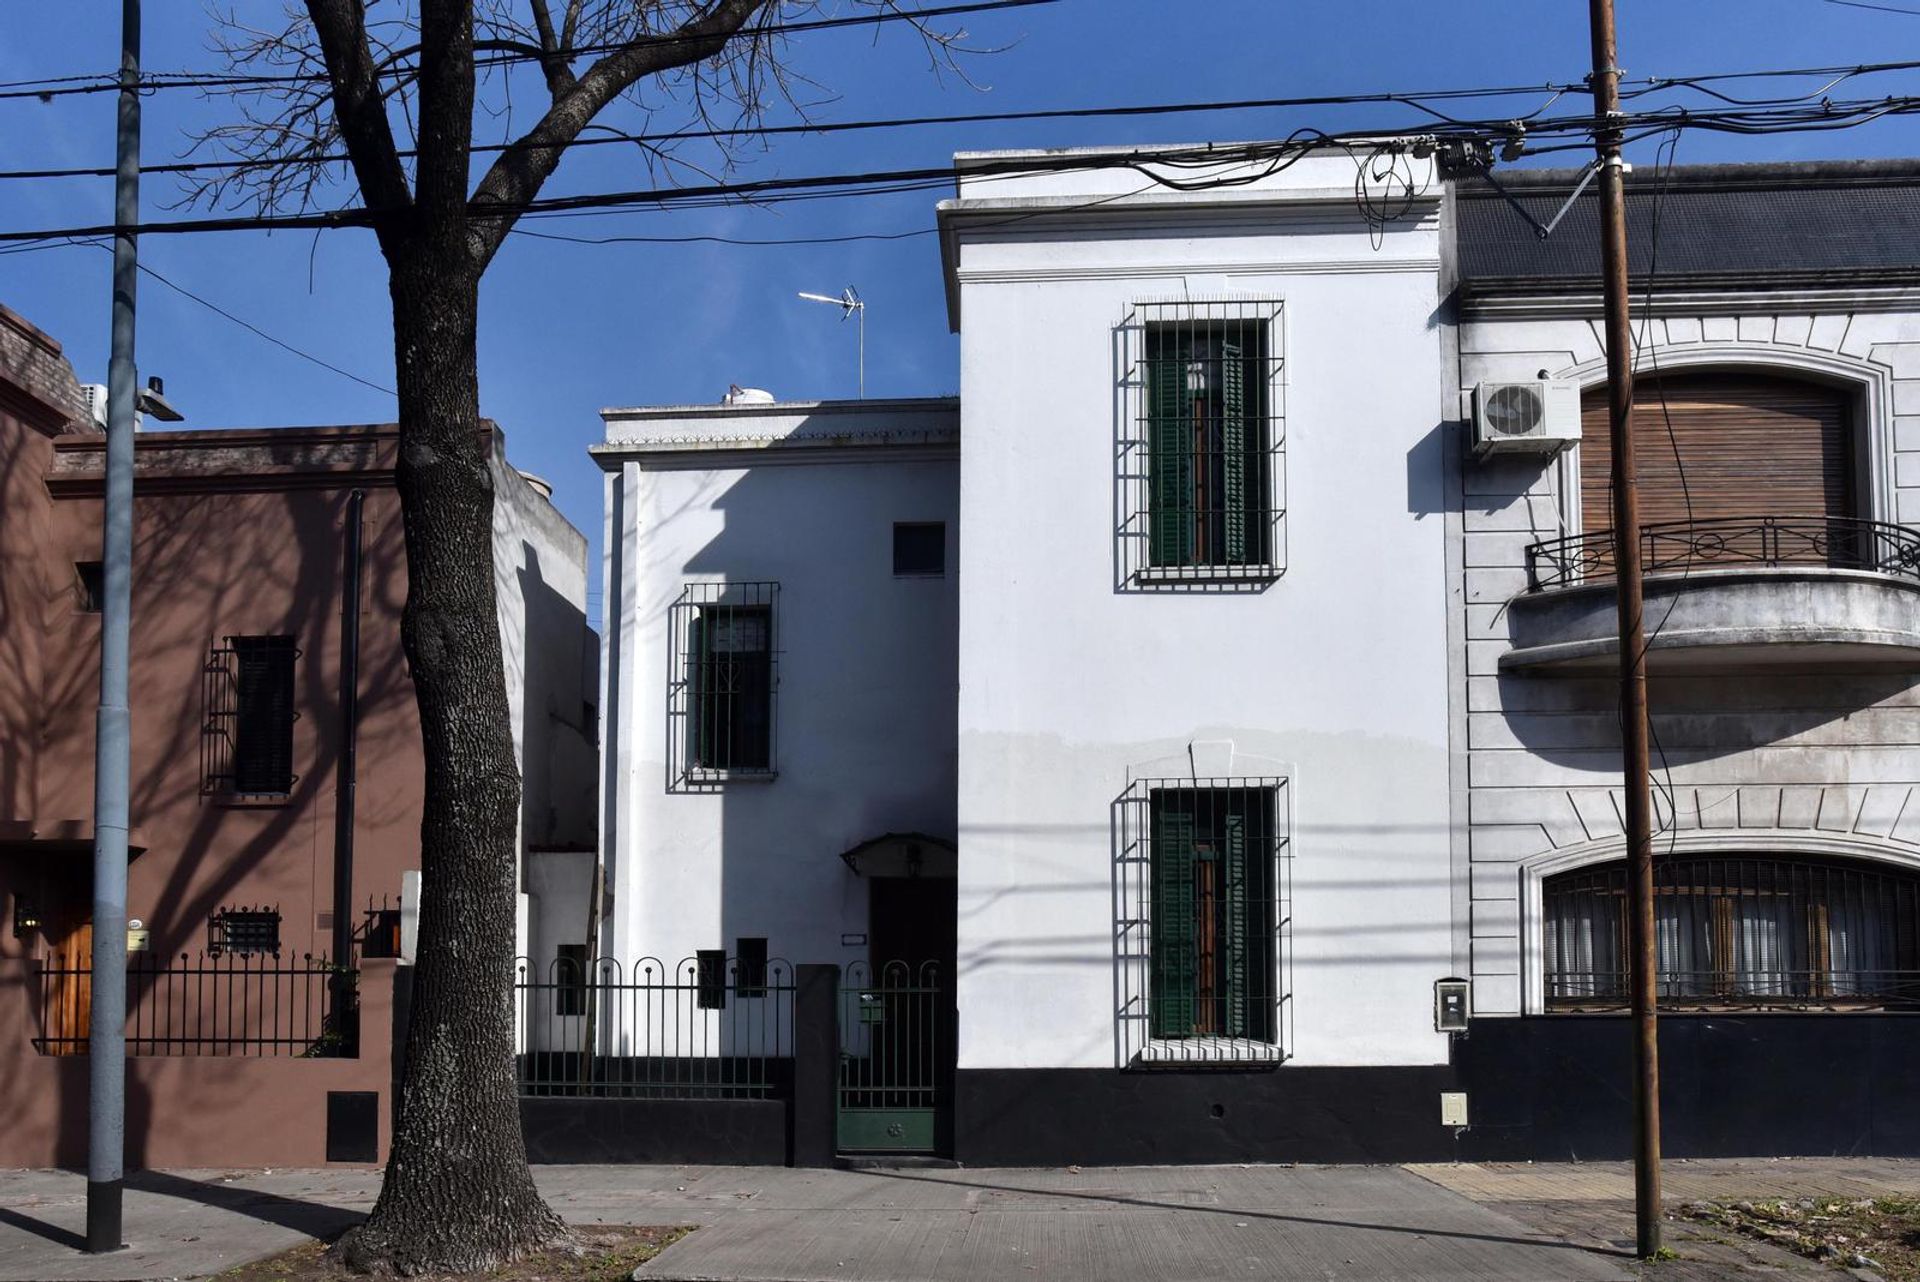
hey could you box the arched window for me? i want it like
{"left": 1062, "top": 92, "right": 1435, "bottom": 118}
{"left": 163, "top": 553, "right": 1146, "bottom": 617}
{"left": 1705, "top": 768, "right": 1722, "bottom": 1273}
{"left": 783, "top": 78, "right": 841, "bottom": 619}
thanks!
{"left": 1544, "top": 855, "right": 1920, "bottom": 1010}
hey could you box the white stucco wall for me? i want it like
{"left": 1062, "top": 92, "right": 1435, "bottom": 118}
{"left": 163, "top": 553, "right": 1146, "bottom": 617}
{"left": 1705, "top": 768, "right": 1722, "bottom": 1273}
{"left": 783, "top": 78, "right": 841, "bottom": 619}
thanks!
{"left": 1455, "top": 300, "right": 1920, "bottom": 1014}
{"left": 944, "top": 151, "right": 1457, "bottom": 1071}
{"left": 490, "top": 434, "right": 598, "bottom": 971}
{"left": 595, "top": 402, "right": 960, "bottom": 973}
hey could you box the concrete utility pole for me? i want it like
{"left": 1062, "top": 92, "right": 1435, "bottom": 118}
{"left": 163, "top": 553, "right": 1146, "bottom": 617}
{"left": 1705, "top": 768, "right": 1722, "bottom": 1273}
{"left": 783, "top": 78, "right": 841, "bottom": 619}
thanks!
{"left": 87, "top": 0, "right": 140, "bottom": 1254}
{"left": 1587, "top": 0, "right": 1664, "bottom": 1258}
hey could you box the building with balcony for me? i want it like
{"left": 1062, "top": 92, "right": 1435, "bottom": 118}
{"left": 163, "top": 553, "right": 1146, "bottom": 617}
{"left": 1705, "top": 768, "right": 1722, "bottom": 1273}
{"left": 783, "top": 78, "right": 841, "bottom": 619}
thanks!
{"left": 587, "top": 149, "right": 1920, "bottom": 1168}
{"left": 1451, "top": 160, "right": 1920, "bottom": 1156}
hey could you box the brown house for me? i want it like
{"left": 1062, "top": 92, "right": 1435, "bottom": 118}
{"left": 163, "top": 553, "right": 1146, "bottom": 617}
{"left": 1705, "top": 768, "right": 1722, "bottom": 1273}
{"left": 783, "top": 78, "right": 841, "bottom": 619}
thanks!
{"left": 0, "top": 303, "right": 595, "bottom": 1168}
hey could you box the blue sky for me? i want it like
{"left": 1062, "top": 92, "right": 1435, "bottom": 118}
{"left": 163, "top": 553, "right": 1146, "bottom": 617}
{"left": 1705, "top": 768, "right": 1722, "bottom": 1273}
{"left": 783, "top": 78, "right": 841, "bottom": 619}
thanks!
{"left": 5, "top": 0, "right": 1920, "bottom": 620}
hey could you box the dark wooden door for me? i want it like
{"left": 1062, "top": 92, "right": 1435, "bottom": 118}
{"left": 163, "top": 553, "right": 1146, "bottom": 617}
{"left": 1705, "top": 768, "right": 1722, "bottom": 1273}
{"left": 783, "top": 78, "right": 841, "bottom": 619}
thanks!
{"left": 44, "top": 920, "right": 91, "bottom": 1056}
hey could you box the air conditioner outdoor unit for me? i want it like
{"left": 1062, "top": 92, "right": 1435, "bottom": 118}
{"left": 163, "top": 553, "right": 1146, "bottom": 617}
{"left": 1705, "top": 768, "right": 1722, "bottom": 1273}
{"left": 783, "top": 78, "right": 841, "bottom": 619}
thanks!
{"left": 1471, "top": 379, "right": 1580, "bottom": 456}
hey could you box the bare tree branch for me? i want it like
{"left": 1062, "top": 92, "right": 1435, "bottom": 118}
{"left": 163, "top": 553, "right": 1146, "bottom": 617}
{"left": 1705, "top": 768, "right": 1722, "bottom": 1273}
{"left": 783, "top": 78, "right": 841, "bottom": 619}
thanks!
{"left": 526, "top": 0, "right": 579, "bottom": 95}
{"left": 465, "top": 0, "right": 773, "bottom": 266}
{"left": 304, "top": 0, "right": 413, "bottom": 247}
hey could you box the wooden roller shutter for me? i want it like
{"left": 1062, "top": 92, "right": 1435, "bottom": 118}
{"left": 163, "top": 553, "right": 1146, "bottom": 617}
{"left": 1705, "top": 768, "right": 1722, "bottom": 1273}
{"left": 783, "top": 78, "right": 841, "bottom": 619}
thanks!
{"left": 1580, "top": 373, "right": 1854, "bottom": 538}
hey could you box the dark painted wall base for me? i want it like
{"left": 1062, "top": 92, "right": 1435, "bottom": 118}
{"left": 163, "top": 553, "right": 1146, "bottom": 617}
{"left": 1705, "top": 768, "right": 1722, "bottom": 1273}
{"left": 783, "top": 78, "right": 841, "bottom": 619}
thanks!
{"left": 955, "top": 1015, "right": 1920, "bottom": 1167}
{"left": 521, "top": 1097, "right": 789, "bottom": 1166}
{"left": 1456, "top": 1014, "right": 1920, "bottom": 1161}
{"left": 956, "top": 1066, "right": 1459, "bottom": 1166}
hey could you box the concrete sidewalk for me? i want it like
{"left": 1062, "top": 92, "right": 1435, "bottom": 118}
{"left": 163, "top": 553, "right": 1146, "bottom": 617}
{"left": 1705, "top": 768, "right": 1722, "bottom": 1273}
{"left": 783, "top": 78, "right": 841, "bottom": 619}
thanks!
{"left": 0, "top": 1158, "right": 1911, "bottom": 1282}
{"left": 0, "top": 1163, "right": 1622, "bottom": 1282}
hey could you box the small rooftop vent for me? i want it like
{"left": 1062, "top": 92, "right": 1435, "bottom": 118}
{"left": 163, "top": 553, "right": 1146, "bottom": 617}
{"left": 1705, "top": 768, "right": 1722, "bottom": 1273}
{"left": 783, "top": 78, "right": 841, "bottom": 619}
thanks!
{"left": 722, "top": 384, "right": 776, "bottom": 407}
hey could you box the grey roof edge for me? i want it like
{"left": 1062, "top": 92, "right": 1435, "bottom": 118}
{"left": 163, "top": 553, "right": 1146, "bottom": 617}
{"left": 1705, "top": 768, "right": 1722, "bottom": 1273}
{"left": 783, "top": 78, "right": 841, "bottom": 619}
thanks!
{"left": 589, "top": 428, "right": 958, "bottom": 470}
{"left": 1460, "top": 266, "right": 1920, "bottom": 297}
{"left": 1458, "top": 156, "right": 1920, "bottom": 195}
{"left": 599, "top": 394, "right": 958, "bottom": 421}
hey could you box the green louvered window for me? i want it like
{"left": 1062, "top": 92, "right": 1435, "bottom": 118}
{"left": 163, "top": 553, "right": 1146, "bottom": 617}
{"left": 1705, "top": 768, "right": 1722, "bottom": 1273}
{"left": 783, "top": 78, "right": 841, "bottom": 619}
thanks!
{"left": 1147, "top": 786, "right": 1278, "bottom": 1042}
{"left": 1131, "top": 301, "right": 1283, "bottom": 583}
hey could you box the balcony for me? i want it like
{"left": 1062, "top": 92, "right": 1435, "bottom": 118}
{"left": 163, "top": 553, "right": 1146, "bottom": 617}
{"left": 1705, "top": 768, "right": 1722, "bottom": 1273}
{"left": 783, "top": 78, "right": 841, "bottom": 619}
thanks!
{"left": 1504, "top": 516, "right": 1920, "bottom": 671}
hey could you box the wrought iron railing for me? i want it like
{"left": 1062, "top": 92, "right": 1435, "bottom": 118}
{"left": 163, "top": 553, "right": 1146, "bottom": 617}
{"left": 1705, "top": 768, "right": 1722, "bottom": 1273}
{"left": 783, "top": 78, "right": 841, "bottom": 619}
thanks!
{"left": 514, "top": 954, "right": 794, "bottom": 1099}
{"left": 1524, "top": 515, "right": 1920, "bottom": 591}
{"left": 33, "top": 951, "right": 353, "bottom": 1056}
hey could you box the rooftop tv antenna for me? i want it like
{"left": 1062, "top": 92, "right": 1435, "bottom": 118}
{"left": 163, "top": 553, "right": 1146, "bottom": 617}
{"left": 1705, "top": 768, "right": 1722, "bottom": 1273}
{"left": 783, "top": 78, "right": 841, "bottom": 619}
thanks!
{"left": 797, "top": 287, "right": 865, "bottom": 398}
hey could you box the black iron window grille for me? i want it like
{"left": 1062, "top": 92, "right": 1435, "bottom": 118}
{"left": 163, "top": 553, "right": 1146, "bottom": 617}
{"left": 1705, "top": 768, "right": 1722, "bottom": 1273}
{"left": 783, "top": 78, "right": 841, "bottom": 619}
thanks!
{"left": 1545, "top": 854, "right": 1920, "bottom": 1010}
{"left": 208, "top": 906, "right": 282, "bottom": 957}
{"left": 514, "top": 954, "right": 795, "bottom": 1099}
{"left": 1118, "top": 300, "right": 1286, "bottom": 590}
{"left": 1114, "top": 777, "right": 1292, "bottom": 1068}
{"left": 1525, "top": 515, "right": 1920, "bottom": 592}
{"left": 668, "top": 582, "right": 778, "bottom": 790}
{"left": 202, "top": 635, "right": 300, "bottom": 796}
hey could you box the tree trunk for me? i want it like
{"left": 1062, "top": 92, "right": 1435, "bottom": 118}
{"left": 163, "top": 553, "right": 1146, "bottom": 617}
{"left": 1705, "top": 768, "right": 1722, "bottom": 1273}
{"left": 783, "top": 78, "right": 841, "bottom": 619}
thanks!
{"left": 332, "top": 248, "right": 564, "bottom": 1275}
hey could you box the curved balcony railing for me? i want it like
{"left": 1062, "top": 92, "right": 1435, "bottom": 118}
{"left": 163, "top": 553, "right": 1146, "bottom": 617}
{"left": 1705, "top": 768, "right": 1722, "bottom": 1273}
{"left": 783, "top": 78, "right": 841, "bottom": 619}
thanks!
{"left": 1524, "top": 515, "right": 1920, "bottom": 592}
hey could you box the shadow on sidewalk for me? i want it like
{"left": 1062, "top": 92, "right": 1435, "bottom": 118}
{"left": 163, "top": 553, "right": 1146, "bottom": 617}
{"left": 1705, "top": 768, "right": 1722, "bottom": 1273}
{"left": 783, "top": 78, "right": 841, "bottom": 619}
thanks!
{"left": 127, "top": 1171, "right": 363, "bottom": 1241}
{"left": 853, "top": 1168, "right": 1634, "bottom": 1263}
{"left": 0, "top": 1204, "right": 86, "bottom": 1252}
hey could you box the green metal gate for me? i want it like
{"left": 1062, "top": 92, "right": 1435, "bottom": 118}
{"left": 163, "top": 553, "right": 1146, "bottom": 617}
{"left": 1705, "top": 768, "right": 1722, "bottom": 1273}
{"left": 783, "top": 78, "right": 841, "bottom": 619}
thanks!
{"left": 838, "top": 960, "right": 945, "bottom": 1154}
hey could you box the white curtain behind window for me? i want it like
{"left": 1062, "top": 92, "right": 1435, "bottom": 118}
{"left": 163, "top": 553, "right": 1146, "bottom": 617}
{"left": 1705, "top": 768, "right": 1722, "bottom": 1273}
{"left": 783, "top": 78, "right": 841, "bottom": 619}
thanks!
{"left": 1733, "top": 896, "right": 1804, "bottom": 997}
{"left": 1546, "top": 892, "right": 1618, "bottom": 999}
{"left": 1654, "top": 897, "right": 1711, "bottom": 998}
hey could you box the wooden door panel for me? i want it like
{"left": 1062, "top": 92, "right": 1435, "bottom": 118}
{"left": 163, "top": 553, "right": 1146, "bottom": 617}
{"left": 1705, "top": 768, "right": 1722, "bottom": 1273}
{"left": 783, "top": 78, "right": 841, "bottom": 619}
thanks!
{"left": 46, "top": 921, "right": 91, "bottom": 1056}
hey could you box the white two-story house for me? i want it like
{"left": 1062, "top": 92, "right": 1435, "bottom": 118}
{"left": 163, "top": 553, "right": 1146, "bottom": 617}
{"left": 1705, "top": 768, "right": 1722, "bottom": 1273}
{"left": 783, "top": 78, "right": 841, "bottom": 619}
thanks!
{"left": 570, "top": 147, "right": 1920, "bottom": 1166}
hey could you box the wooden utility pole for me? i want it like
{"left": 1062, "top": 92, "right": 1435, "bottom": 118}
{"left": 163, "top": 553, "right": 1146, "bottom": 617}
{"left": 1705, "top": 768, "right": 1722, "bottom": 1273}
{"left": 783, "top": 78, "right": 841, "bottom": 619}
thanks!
{"left": 1587, "top": 0, "right": 1664, "bottom": 1258}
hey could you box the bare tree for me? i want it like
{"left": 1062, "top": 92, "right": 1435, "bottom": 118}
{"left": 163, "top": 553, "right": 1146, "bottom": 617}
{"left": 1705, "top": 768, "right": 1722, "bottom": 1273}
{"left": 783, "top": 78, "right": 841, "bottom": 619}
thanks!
{"left": 189, "top": 2, "right": 976, "bottom": 1272}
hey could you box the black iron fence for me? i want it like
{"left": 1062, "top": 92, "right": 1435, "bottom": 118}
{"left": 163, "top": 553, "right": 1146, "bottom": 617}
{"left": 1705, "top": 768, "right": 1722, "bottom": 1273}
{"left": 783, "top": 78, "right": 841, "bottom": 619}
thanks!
{"left": 515, "top": 955, "right": 794, "bottom": 1099}
{"left": 33, "top": 951, "right": 353, "bottom": 1057}
{"left": 1524, "top": 515, "right": 1920, "bottom": 591}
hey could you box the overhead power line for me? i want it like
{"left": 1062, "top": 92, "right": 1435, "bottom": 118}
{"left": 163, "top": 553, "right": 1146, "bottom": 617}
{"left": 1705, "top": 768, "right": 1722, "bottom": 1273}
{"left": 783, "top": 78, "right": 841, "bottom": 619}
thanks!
{"left": 0, "top": 80, "right": 1592, "bottom": 182}
{"left": 4, "top": 95, "right": 1919, "bottom": 245}
{"left": 52, "top": 238, "right": 397, "bottom": 393}
{"left": 1824, "top": 0, "right": 1920, "bottom": 15}
{"left": 7, "top": 52, "right": 1920, "bottom": 184}
{"left": 0, "top": 0, "right": 1058, "bottom": 100}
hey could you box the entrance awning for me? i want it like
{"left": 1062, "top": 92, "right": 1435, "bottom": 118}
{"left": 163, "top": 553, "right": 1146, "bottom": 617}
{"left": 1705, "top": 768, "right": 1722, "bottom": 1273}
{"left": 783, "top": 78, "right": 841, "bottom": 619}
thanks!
{"left": 839, "top": 833, "right": 955, "bottom": 879}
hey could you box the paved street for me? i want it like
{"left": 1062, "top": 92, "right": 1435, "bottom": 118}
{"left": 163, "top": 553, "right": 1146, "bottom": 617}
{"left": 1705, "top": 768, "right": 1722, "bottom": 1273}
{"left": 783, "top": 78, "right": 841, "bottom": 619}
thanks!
{"left": 0, "top": 1159, "right": 1914, "bottom": 1282}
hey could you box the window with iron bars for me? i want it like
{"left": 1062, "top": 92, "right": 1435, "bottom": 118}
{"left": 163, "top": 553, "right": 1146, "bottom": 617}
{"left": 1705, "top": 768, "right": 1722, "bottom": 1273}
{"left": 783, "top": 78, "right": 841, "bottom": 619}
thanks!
{"left": 1119, "top": 301, "right": 1286, "bottom": 589}
{"left": 202, "top": 636, "right": 299, "bottom": 796}
{"left": 1544, "top": 854, "right": 1920, "bottom": 1010}
{"left": 208, "top": 906, "right": 282, "bottom": 957}
{"left": 1114, "top": 778, "right": 1292, "bottom": 1067}
{"left": 668, "top": 583, "right": 778, "bottom": 790}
